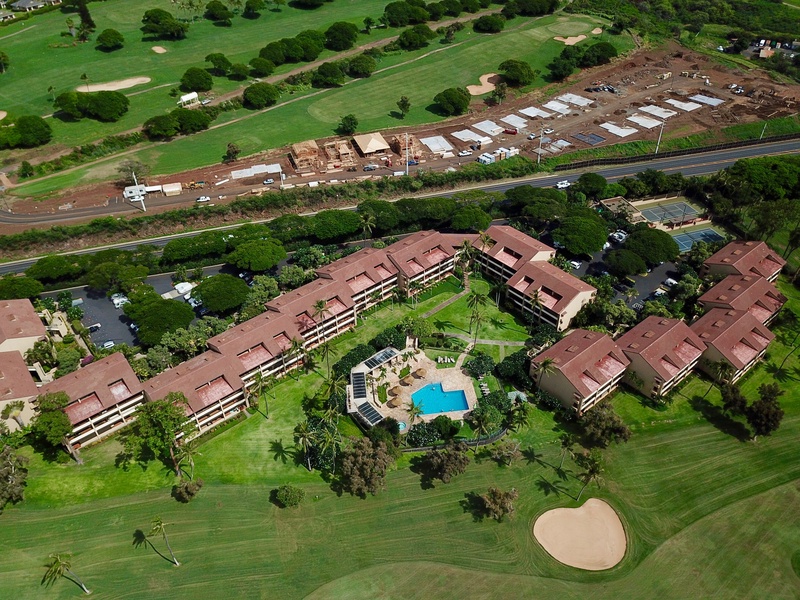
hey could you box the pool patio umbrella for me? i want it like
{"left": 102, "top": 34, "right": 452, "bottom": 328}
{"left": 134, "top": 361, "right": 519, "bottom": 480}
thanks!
{"left": 414, "top": 368, "right": 427, "bottom": 378}
{"left": 401, "top": 375, "right": 414, "bottom": 385}
{"left": 387, "top": 396, "right": 402, "bottom": 408}
{"left": 389, "top": 386, "right": 402, "bottom": 396}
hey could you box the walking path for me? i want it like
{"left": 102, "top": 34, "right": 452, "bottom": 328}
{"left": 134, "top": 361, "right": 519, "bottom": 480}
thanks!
{"left": 448, "top": 333, "right": 528, "bottom": 346}
{"left": 421, "top": 280, "right": 470, "bottom": 319}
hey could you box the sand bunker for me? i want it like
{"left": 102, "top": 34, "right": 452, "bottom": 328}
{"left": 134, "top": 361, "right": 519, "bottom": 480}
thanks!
{"left": 152, "top": 46, "right": 167, "bottom": 54}
{"left": 77, "top": 77, "right": 151, "bottom": 92}
{"left": 0, "top": 111, "right": 6, "bottom": 121}
{"left": 554, "top": 35, "right": 587, "bottom": 46}
{"left": 592, "top": 27, "right": 603, "bottom": 34}
{"left": 533, "top": 498, "right": 626, "bottom": 571}
{"left": 467, "top": 73, "right": 501, "bottom": 95}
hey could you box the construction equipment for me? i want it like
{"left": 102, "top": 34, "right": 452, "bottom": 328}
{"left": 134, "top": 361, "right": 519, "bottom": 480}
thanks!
{"left": 185, "top": 181, "right": 206, "bottom": 190}
{"left": 655, "top": 72, "right": 672, "bottom": 80}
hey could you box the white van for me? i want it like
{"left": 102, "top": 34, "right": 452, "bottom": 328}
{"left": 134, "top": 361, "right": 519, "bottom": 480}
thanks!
{"left": 664, "top": 278, "right": 679, "bottom": 288}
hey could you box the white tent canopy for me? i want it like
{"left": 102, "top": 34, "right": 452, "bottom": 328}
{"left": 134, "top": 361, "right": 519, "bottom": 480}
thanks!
{"left": 640, "top": 105, "right": 678, "bottom": 119}
{"left": 599, "top": 123, "right": 638, "bottom": 138}
{"left": 473, "top": 120, "right": 504, "bottom": 136}
{"left": 689, "top": 94, "right": 725, "bottom": 106}
{"left": 664, "top": 98, "right": 702, "bottom": 111}
{"left": 543, "top": 100, "right": 571, "bottom": 114}
{"left": 452, "top": 129, "right": 492, "bottom": 144}
{"left": 558, "top": 93, "right": 592, "bottom": 107}
{"left": 419, "top": 135, "right": 453, "bottom": 154}
{"left": 177, "top": 92, "right": 198, "bottom": 106}
{"left": 628, "top": 114, "right": 662, "bottom": 129}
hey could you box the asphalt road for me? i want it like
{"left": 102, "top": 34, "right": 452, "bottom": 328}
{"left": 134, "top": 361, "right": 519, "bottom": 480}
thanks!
{"left": 0, "top": 140, "right": 797, "bottom": 276}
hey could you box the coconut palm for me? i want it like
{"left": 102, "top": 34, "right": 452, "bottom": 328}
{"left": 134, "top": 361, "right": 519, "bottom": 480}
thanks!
{"left": 148, "top": 517, "right": 180, "bottom": 566}
{"left": 509, "top": 402, "right": 531, "bottom": 431}
{"left": 529, "top": 289, "right": 544, "bottom": 329}
{"left": 319, "top": 374, "right": 346, "bottom": 406}
{"left": 293, "top": 421, "right": 317, "bottom": 471}
{"left": 408, "top": 280, "right": 423, "bottom": 307}
{"left": 312, "top": 299, "right": 329, "bottom": 326}
{"left": 80, "top": 73, "right": 90, "bottom": 92}
{"left": 703, "top": 360, "right": 734, "bottom": 397}
{"left": 478, "top": 230, "right": 494, "bottom": 252}
{"left": 361, "top": 213, "right": 376, "bottom": 241}
{"left": 42, "top": 553, "right": 90, "bottom": 594}
{"left": 317, "top": 340, "right": 334, "bottom": 377}
{"left": 176, "top": 441, "right": 201, "bottom": 481}
{"left": 289, "top": 337, "right": 305, "bottom": 379}
{"left": 407, "top": 399, "right": 424, "bottom": 426}
{"left": 558, "top": 432, "right": 576, "bottom": 470}
{"left": 532, "top": 357, "right": 556, "bottom": 386}
{"left": 319, "top": 426, "right": 340, "bottom": 472}
{"left": 490, "top": 281, "right": 508, "bottom": 307}
{"left": 1, "top": 400, "right": 27, "bottom": 429}
{"left": 576, "top": 450, "right": 604, "bottom": 502}
{"left": 471, "top": 409, "right": 493, "bottom": 453}
{"left": 471, "top": 309, "right": 486, "bottom": 346}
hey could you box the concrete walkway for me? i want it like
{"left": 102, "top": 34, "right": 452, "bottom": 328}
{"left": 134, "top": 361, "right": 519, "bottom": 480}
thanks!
{"left": 421, "top": 280, "right": 470, "bottom": 319}
{"left": 448, "top": 333, "right": 528, "bottom": 346}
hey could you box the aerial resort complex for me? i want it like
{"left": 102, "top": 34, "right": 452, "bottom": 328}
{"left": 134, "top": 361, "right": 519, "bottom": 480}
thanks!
{"left": 0, "top": 0, "right": 798, "bottom": 596}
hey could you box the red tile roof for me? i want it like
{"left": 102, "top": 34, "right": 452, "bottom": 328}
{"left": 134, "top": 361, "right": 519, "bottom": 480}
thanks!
{"left": 506, "top": 261, "right": 595, "bottom": 314}
{"left": 207, "top": 312, "right": 302, "bottom": 373}
{"left": 143, "top": 350, "right": 244, "bottom": 415}
{"left": 41, "top": 353, "right": 143, "bottom": 425}
{"left": 617, "top": 317, "right": 705, "bottom": 381}
{"left": 0, "top": 299, "right": 46, "bottom": 345}
{"left": 704, "top": 241, "right": 785, "bottom": 279}
{"left": 478, "top": 225, "right": 555, "bottom": 270}
{"left": 533, "top": 329, "right": 629, "bottom": 398}
{"left": 690, "top": 308, "right": 775, "bottom": 370}
{"left": 0, "top": 351, "right": 37, "bottom": 402}
{"left": 315, "top": 247, "right": 398, "bottom": 292}
{"left": 384, "top": 231, "right": 459, "bottom": 277}
{"left": 698, "top": 275, "right": 786, "bottom": 323}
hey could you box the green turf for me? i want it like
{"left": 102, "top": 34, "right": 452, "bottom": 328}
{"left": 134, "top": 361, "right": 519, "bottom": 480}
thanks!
{"left": 4, "top": 270, "right": 799, "bottom": 599}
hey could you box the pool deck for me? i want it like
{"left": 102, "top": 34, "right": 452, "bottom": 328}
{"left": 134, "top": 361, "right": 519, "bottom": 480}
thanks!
{"left": 378, "top": 351, "right": 478, "bottom": 425}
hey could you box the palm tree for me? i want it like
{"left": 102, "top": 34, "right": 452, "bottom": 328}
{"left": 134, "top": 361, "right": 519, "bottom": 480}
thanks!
{"left": 529, "top": 289, "right": 544, "bottom": 330}
{"left": 703, "top": 360, "right": 734, "bottom": 397}
{"left": 576, "top": 451, "right": 604, "bottom": 502}
{"left": 478, "top": 230, "right": 494, "bottom": 253}
{"left": 319, "top": 374, "right": 346, "bottom": 406}
{"left": 1, "top": 400, "right": 27, "bottom": 429}
{"left": 532, "top": 357, "right": 556, "bottom": 387}
{"left": 509, "top": 402, "right": 531, "bottom": 431}
{"left": 407, "top": 399, "right": 424, "bottom": 426}
{"left": 319, "top": 426, "right": 340, "bottom": 472}
{"left": 42, "top": 553, "right": 90, "bottom": 594}
{"left": 408, "top": 280, "right": 423, "bottom": 308}
{"left": 289, "top": 337, "right": 305, "bottom": 379}
{"left": 317, "top": 340, "right": 334, "bottom": 377}
{"left": 558, "top": 433, "right": 576, "bottom": 470}
{"left": 471, "top": 410, "right": 493, "bottom": 454}
{"left": 490, "top": 281, "right": 508, "bottom": 307}
{"left": 294, "top": 421, "right": 316, "bottom": 471}
{"left": 149, "top": 517, "right": 180, "bottom": 566}
{"left": 176, "top": 441, "right": 201, "bottom": 481}
{"left": 361, "top": 213, "right": 376, "bottom": 241}
{"left": 471, "top": 309, "right": 485, "bottom": 346}
{"left": 47, "top": 85, "right": 56, "bottom": 102}
{"left": 467, "top": 291, "right": 489, "bottom": 333}
{"left": 457, "top": 239, "right": 475, "bottom": 286}
{"left": 80, "top": 72, "right": 90, "bottom": 92}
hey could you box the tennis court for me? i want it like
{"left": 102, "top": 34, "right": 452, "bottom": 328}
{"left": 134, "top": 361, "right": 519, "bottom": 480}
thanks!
{"left": 641, "top": 201, "right": 698, "bottom": 223}
{"left": 672, "top": 228, "right": 725, "bottom": 252}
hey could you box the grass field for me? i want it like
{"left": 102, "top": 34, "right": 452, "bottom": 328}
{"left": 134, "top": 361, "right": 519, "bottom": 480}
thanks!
{"left": 8, "top": 12, "right": 630, "bottom": 198}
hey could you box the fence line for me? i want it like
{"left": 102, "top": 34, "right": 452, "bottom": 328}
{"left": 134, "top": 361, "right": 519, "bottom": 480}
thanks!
{"left": 401, "top": 427, "right": 508, "bottom": 453}
{"left": 552, "top": 132, "right": 800, "bottom": 172}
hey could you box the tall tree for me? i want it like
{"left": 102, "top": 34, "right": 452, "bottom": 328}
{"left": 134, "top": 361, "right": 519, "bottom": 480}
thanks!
{"left": 1, "top": 401, "right": 27, "bottom": 429}
{"left": 293, "top": 421, "right": 316, "bottom": 471}
{"left": 176, "top": 440, "right": 201, "bottom": 481}
{"left": 746, "top": 384, "right": 785, "bottom": 440}
{"left": 531, "top": 356, "right": 555, "bottom": 386}
{"left": 396, "top": 95, "right": 411, "bottom": 118}
{"left": 407, "top": 399, "right": 424, "bottom": 426}
{"left": 424, "top": 441, "right": 470, "bottom": 483}
{"left": 575, "top": 449, "right": 604, "bottom": 502}
{"left": 339, "top": 437, "right": 395, "bottom": 497}
{"left": 480, "top": 486, "right": 519, "bottom": 521}
{"left": 0, "top": 445, "right": 28, "bottom": 513}
{"left": 558, "top": 432, "right": 576, "bottom": 469}
{"left": 148, "top": 517, "right": 180, "bottom": 566}
{"left": 41, "top": 553, "right": 90, "bottom": 595}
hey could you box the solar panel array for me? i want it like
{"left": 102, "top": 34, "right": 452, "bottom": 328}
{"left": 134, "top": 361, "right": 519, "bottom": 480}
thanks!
{"left": 364, "top": 347, "right": 398, "bottom": 370}
{"left": 351, "top": 372, "right": 368, "bottom": 401}
{"left": 357, "top": 402, "right": 383, "bottom": 426}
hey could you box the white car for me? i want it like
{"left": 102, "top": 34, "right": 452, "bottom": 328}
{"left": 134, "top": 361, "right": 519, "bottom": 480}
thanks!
{"left": 527, "top": 133, "right": 537, "bottom": 140}
{"left": 100, "top": 340, "right": 115, "bottom": 350}
{"left": 543, "top": 128, "right": 555, "bottom": 134}
{"left": 263, "top": 178, "right": 274, "bottom": 185}
{"left": 664, "top": 278, "right": 679, "bottom": 288}
{"left": 569, "top": 260, "right": 582, "bottom": 270}
{"left": 111, "top": 293, "right": 129, "bottom": 309}
{"left": 196, "top": 196, "right": 211, "bottom": 203}
{"left": 457, "top": 150, "right": 473, "bottom": 157}
{"left": 188, "top": 296, "right": 203, "bottom": 308}
{"left": 556, "top": 180, "right": 571, "bottom": 189}
{"left": 174, "top": 282, "right": 194, "bottom": 295}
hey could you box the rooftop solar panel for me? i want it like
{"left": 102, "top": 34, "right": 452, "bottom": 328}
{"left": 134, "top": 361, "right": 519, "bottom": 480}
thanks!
{"left": 351, "top": 372, "right": 368, "bottom": 400}
{"left": 364, "top": 347, "right": 398, "bottom": 370}
{"left": 357, "top": 402, "right": 383, "bottom": 426}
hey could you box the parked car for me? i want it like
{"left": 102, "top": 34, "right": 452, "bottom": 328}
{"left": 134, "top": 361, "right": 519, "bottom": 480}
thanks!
{"left": 406, "top": 159, "right": 419, "bottom": 166}
{"left": 556, "top": 180, "right": 571, "bottom": 189}
{"left": 263, "top": 178, "right": 274, "bottom": 185}
{"left": 503, "top": 128, "right": 518, "bottom": 135}
{"left": 110, "top": 293, "right": 129, "bottom": 309}
{"left": 569, "top": 260, "right": 582, "bottom": 270}
{"left": 363, "top": 164, "right": 379, "bottom": 171}
{"left": 543, "top": 127, "right": 555, "bottom": 134}
{"left": 87, "top": 323, "right": 102, "bottom": 333}
{"left": 527, "top": 133, "right": 537, "bottom": 140}
{"left": 188, "top": 297, "right": 203, "bottom": 308}
{"left": 174, "top": 282, "right": 194, "bottom": 295}
{"left": 128, "top": 322, "right": 139, "bottom": 333}
{"left": 100, "top": 340, "right": 115, "bottom": 350}
{"left": 609, "top": 230, "right": 629, "bottom": 243}
{"left": 664, "top": 277, "right": 679, "bottom": 288}
{"left": 196, "top": 196, "right": 211, "bottom": 202}
{"left": 457, "top": 150, "right": 473, "bottom": 157}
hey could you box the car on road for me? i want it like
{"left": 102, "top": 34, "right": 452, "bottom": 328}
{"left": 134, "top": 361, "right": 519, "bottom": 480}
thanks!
{"left": 110, "top": 293, "right": 129, "bottom": 309}
{"left": 363, "top": 164, "right": 379, "bottom": 171}
{"left": 556, "top": 180, "right": 571, "bottom": 189}
{"left": 174, "top": 282, "right": 194, "bottom": 295}
{"left": 128, "top": 322, "right": 139, "bottom": 333}
{"left": 196, "top": 196, "right": 211, "bottom": 203}
{"left": 527, "top": 133, "right": 537, "bottom": 140}
{"left": 569, "top": 260, "right": 582, "bottom": 270}
{"left": 458, "top": 150, "right": 473, "bottom": 157}
{"left": 543, "top": 128, "right": 555, "bottom": 134}
{"left": 100, "top": 340, "right": 115, "bottom": 350}
{"left": 263, "top": 178, "right": 274, "bottom": 185}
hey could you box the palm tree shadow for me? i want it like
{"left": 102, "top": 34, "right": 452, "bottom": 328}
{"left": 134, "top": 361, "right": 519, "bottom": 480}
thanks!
{"left": 764, "top": 362, "right": 795, "bottom": 382}
{"left": 270, "top": 439, "right": 295, "bottom": 464}
{"left": 433, "top": 318, "right": 457, "bottom": 332}
{"left": 133, "top": 529, "right": 173, "bottom": 564}
{"left": 688, "top": 395, "right": 750, "bottom": 441}
{"left": 489, "top": 316, "right": 509, "bottom": 331}
{"left": 535, "top": 476, "right": 568, "bottom": 497}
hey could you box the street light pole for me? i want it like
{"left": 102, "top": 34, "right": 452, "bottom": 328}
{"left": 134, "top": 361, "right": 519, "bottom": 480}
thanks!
{"left": 537, "top": 123, "right": 544, "bottom": 165}
{"left": 405, "top": 132, "right": 409, "bottom": 176}
{"left": 655, "top": 119, "right": 665, "bottom": 155}
{"left": 760, "top": 121, "right": 768, "bottom": 140}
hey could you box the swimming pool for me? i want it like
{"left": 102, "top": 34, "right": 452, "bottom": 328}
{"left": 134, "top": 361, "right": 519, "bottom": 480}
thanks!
{"left": 412, "top": 383, "right": 468, "bottom": 415}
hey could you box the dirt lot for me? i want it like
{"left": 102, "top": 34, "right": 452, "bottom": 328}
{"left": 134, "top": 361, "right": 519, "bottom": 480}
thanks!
{"left": 4, "top": 41, "right": 799, "bottom": 231}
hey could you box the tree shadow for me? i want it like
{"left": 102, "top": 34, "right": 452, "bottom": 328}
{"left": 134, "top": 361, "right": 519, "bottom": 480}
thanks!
{"left": 132, "top": 529, "right": 173, "bottom": 564}
{"left": 433, "top": 318, "right": 455, "bottom": 332}
{"left": 535, "top": 476, "right": 568, "bottom": 498}
{"left": 489, "top": 316, "right": 509, "bottom": 331}
{"left": 764, "top": 362, "right": 796, "bottom": 382}
{"left": 389, "top": 110, "right": 404, "bottom": 120}
{"left": 459, "top": 491, "right": 487, "bottom": 522}
{"left": 270, "top": 439, "right": 295, "bottom": 464}
{"left": 553, "top": 465, "right": 572, "bottom": 481}
{"left": 425, "top": 102, "right": 449, "bottom": 117}
{"left": 688, "top": 395, "right": 750, "bottom": 441}
{"left": 408, "top": 454, "right": 436, "bottom": 490}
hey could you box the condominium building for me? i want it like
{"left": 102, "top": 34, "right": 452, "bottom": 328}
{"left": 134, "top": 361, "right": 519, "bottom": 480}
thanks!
{"left": 702, "top": 240, "right": 786, "bottom": 282}
{"left": 384, "top": 230, "right": 466, "bottom": 292}
{"left": 698, "top": 274, "right": 786, "bottom": 325}
{"left": 0, "top": 299, "right": 46, "bottom": 355}
{"left": 691, "top": 308, "right": 775, "bottom": 383}
{"left": 0, "top": 351, "right": 38, "bottom": 432}
{"left": 40, "top": 353, "right": 145, "bottom": 451}
{"left": 506, "top": 261, "right": 596, "bottom": 331}
{"left": 474, "top": 225, "right": 556, "bottom": 282}
{"left": 616, "top": 317, "right": 705, "bottom": 398}
{"left": 531, "top": 329, "right": 630, "bottom": 414}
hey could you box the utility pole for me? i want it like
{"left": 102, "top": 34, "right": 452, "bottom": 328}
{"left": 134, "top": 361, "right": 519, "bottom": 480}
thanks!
{"left": 132, "top": 171, "right": 147, "bottom": 212}
{"left": 655, "top": 119, "right": 665, "bottom": 155}
{"left": 405, "top": 132, "right": 409, "bottom": 176}
{"left": 760, "top": 121, "right": 768, "bottom": 140}
{"left": 536, "top": 123, "right": 544, "bottom": 165}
